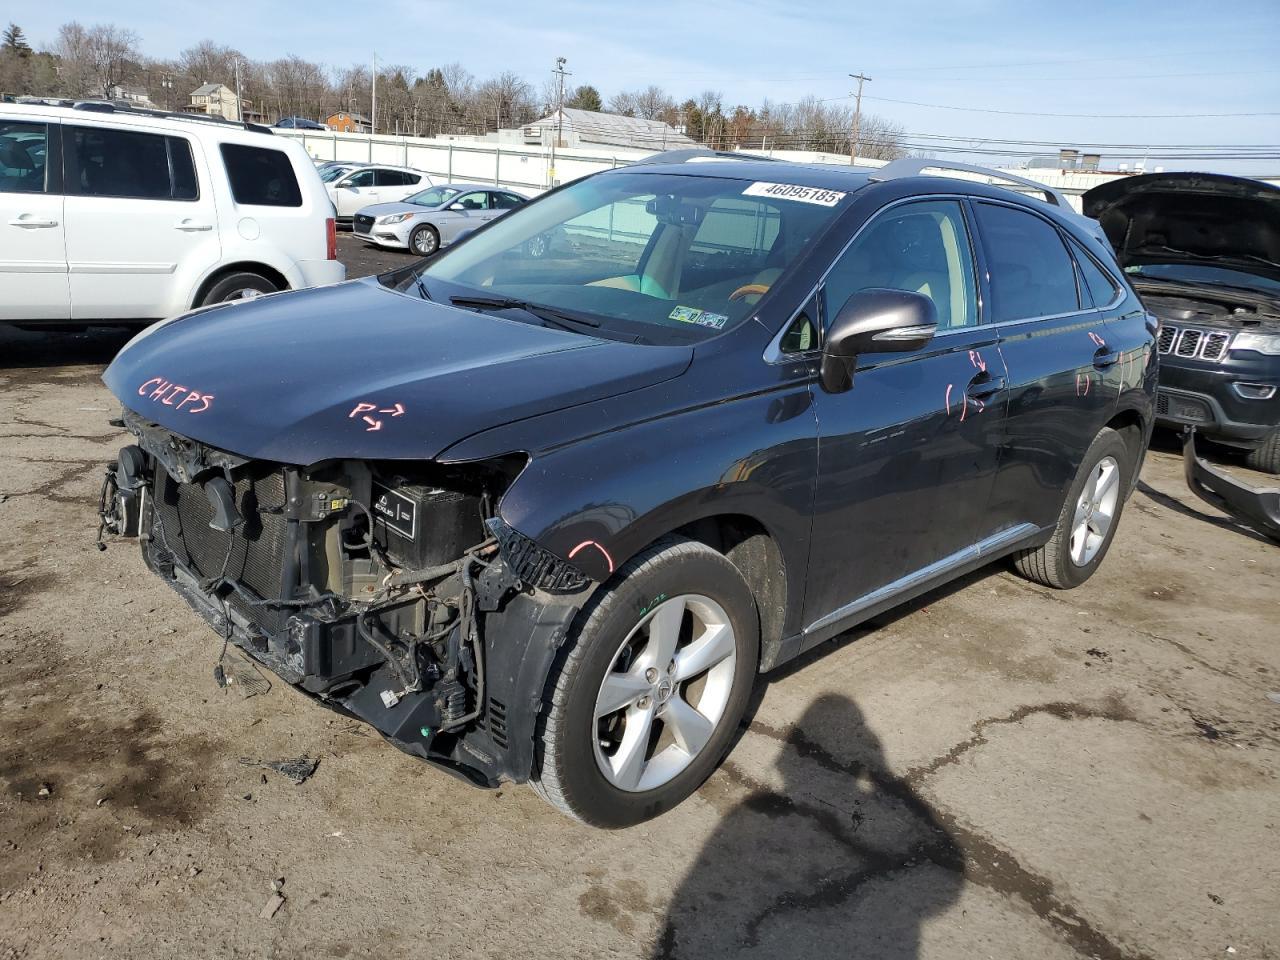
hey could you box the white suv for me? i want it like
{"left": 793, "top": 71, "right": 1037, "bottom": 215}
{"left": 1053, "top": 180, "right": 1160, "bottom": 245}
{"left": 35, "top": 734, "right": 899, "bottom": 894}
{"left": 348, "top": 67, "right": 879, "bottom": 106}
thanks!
{"left": 324, "top": 164, "right": 433, "bottom": 222}
{"left": 0, "top": 102, "right": 345, "bottom": 325}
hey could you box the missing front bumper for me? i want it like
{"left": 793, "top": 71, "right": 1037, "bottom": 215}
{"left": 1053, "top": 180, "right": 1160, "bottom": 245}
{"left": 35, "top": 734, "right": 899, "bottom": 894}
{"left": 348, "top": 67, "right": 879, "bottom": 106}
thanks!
{"left": 1183, "top": 429, "right": 1280, "bottom": 542}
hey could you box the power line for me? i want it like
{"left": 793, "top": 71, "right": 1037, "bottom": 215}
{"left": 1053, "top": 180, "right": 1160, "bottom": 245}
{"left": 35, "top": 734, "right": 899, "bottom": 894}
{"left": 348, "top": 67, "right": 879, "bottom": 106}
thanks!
{"left": 860, "top": 94, "right": 1280, "bottom": 119}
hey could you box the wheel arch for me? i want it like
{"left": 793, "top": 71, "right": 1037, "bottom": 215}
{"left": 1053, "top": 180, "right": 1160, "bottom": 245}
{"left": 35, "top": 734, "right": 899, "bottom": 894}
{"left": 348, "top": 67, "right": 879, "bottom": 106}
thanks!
{"left": 190, "top": 261, "right": 291, "bottom": 308}
{"left": 1105, "top": 404, "right": 1151, "bottom": 495}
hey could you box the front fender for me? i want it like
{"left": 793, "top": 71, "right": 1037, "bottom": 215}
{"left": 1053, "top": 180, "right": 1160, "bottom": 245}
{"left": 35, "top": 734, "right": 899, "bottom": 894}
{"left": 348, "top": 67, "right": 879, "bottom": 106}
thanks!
{"left": 482, "top": 385, "right": 819, "bottom": 637}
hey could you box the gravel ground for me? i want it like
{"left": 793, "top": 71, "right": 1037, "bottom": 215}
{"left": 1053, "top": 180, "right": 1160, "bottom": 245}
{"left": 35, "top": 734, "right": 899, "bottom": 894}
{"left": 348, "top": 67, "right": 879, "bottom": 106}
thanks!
{"left": 1, "top": 237, "right": 1277, "bottom": 960}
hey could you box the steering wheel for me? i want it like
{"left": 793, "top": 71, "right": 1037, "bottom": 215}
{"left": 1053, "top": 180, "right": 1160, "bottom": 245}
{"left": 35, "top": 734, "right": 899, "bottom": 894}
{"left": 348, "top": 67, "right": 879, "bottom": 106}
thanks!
{"left": 728, "top": 283, "right": 771, "bottom": 302}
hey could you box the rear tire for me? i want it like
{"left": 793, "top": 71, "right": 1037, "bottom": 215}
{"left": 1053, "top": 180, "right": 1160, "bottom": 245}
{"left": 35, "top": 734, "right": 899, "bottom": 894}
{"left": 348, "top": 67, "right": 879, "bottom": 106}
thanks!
{"left": 1013, "top": 427, "right": 1132, "bottom": 589}
{"left": 1244, "top": 430, "right": 1280, "bottom": 475}
{"left": 200, "top": 272, "right": 278, "bottom": 306}
{"left": 531, "top": 538, "right": 759, "bottom": 828}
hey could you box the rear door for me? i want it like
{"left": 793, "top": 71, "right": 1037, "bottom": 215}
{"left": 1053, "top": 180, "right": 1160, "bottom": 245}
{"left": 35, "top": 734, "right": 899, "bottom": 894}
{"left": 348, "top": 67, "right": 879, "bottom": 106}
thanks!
{"left": 973, "top": 200, "right": 1118, "bottom": 534}
{"left": 0, "top": 118, "right": 69, "bottom": 320}
{"left": 63, "top": 123, "right": 220, "bottom": 320}
{"left": 802, "top": 198, "right": 1009, "bottom": 641}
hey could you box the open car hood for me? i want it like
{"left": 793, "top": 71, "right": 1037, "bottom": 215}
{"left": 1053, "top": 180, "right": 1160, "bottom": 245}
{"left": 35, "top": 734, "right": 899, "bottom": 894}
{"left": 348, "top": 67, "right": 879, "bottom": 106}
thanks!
{"left": 103, "top": 279, "right": 692, "bottom": 465}
{"left": 1082, "top": 173, "right": 1280, "bottom": 286}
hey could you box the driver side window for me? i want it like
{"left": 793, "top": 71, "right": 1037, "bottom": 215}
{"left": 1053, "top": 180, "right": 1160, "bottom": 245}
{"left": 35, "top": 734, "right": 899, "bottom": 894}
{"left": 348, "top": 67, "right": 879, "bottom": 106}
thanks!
{"left": 823, "top": 200, "right": 978, "bottom": 332}
{"left": 345, "top": 169, "right": 375, "bottom": 187}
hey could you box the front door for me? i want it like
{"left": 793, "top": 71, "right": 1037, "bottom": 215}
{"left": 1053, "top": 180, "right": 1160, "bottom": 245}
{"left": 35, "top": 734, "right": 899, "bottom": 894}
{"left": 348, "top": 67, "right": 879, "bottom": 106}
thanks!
{"left": 440, "top": 190, "right": 491, "bottom": 243}
{"left": 803, "top": 199, "right": 1007, "bottom": 639}
{"left": 0, "top": 118, "right": 69, "bottom": 320}
{"left": 63, "top": 125, "right": 221, "bottom": 320}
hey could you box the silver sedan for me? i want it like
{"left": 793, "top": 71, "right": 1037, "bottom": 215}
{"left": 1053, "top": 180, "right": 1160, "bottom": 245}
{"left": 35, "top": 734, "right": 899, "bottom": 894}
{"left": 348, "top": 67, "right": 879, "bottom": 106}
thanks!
{"left": 352, "top": 184, "right": 528, "bottom": 255}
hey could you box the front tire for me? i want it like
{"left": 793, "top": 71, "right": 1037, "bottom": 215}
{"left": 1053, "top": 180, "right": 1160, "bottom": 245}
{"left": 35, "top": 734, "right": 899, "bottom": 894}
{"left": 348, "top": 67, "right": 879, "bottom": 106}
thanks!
{"left": 1245, "top": 430, "right": 1280, "bottom": 475}
{"left": 409, "top": 224, "right": 440, "bottom": 257}
{"left": 532, "top": 538, "right": 759, "bottom": 828}
{"left": 1013, "top": 427, "right": 1132, "bottom": 589}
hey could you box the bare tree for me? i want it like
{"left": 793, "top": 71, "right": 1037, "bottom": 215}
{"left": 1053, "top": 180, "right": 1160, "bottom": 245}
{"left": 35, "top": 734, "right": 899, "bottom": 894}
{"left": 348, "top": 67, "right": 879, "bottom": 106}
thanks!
{"left": 76, "top": 23, "right": 140, "bottom": 98}
{"left": 178, "top": 40, "right": 242, "bottom": 87}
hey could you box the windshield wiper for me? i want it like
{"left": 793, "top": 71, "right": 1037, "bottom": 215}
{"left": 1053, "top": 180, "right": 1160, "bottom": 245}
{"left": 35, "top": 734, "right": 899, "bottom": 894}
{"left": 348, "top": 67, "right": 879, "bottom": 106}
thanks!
{"left": 449, "top": 295, "right": 601, "bottom": 332}
{"left": 415, "top": 273, "right": 431, "bottom": 301}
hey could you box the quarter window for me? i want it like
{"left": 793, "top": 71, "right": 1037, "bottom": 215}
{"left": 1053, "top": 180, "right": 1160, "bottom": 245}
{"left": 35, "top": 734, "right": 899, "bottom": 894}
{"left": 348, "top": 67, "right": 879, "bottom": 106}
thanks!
{"left": 220, "top": 144, "right": 302, "bottom": 206}
{"left": 974, "top": 202, "right": 1079, "bottom": 322}
{"left": 0, "top": 121, "right": 48, "bottom": 194}
{"left": 66, "top": 126, "right": 198, "bottom": 201}
{"left": 823, "top": 199, "right": 979, "bottom": 332}
{"left": 1072, "top": 241, "right": 1120, "bottom": 308}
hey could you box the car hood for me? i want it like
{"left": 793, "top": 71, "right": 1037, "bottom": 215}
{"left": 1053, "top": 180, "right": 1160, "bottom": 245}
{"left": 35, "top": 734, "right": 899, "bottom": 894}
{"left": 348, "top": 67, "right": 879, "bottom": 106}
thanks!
{"left": 1083, "top": 173, "right": 1280, "bottom": 285}
{"left": 355, "top": 201, "right": 431, "bottom": 219}
{"left": 103, "top": 278, "right": 693, "bottom": 465}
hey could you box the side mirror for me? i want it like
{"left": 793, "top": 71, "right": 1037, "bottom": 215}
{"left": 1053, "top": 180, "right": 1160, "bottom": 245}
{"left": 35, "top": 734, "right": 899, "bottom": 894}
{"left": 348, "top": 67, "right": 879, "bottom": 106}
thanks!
{"left": 820, "top": 288, "right": 937, "bottom": 393}
{"left": 448, "top": 202, "right": 466, "bottom": 211}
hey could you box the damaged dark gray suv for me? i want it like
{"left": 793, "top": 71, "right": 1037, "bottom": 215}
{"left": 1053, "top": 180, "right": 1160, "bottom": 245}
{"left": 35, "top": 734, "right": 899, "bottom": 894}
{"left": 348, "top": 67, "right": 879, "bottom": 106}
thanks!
{"left": 99, "top": 155, "right": 1156, "bottom": 826}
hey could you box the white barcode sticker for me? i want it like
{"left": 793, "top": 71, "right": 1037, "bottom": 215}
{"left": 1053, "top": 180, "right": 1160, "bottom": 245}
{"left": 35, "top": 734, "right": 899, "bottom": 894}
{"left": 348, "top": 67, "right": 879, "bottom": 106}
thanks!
{"left": 743, "top": 182, "right": 847, "bottom": 207}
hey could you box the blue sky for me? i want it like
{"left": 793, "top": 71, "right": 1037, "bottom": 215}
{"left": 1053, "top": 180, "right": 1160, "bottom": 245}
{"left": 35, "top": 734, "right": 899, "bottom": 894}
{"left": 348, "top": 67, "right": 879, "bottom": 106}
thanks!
{"left": 21, "top": 0, "right": 1280, "bottom": 173}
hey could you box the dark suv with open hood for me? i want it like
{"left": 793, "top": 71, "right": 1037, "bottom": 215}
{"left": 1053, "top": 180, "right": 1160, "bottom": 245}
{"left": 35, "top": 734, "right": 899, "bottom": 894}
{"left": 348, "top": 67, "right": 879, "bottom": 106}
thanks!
{"left": 1085, "top": 173, "right": 1280, "bottom": 474}
{"left": 99, "top": 156, "right": 1155, "bottom": 827}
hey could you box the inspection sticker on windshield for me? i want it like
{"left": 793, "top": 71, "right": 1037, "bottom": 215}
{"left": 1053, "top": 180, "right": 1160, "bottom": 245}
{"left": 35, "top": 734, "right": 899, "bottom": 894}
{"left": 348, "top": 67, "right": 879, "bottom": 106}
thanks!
{"left": 743, "top": 182, "right": 847, "bottom": 207}
{"left": 669, "top": 306, "right": 728, "bottom": 329}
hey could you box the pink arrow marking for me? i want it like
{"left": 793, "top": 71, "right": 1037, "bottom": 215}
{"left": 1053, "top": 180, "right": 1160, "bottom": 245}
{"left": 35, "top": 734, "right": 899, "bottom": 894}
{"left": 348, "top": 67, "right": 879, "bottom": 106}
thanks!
{"left": 968, "top": 349, "right": 986, "bottom": 373}
{"left": 379, "top": 403, "right": 405, "bottom": 416}
{"left": 362, "top": 416, "right": 382, "bottom": 431}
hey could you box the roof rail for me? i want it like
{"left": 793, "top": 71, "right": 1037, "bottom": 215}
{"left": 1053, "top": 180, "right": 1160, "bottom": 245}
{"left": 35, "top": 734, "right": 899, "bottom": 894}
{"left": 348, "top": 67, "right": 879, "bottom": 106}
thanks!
{"left": 635, "top": 148, "right": 780, "bottom": 166}
{"left": 70, "top": 101, "right": 274, "bottom": 136}
{"left": 870, "top": 158, "right": 1068, "bottom": 208}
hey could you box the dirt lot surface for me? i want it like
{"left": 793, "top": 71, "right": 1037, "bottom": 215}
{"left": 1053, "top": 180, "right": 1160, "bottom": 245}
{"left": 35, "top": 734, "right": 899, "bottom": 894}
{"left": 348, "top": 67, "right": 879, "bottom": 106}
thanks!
{"left": 1, "top": 237, "right": 1278, "bottom": 960}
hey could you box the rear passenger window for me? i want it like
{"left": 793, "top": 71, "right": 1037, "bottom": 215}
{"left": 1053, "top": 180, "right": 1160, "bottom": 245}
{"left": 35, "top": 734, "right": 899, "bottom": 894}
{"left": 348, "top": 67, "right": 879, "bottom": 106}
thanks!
{"left": 1072, "top": 241, "right": 1120, "bottom": 308}
{"left": 974, "top": 203, "right": 1079, "bottom": 321}
{"left": 374, "top": 169, "right": 407, "bottom": 186}
{"left": 0, "top": 121, "right": 48, "bottom": 193}
{"left": 494, "top": 192, "right": 524, "bottom": 210}
{"left": 66, "top": 126, "right": 197, "bottom": 201}
{"left": 220, "top": 144, "right": 302, "bottom": 207}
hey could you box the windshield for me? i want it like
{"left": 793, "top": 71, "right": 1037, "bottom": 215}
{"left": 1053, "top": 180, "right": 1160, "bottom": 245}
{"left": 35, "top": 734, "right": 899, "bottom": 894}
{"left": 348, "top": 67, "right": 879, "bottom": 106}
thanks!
{"left": 319, "top": 166, "right": 351, "bottom": 183}
{"left": 409, "top": 185, "right": 462, "bottom": 207}
{"left": 1126, "top": 262, "right": 1280, "bottom": 295}
{"left": 412, "top": 171, "right": 851, "bottom": 343}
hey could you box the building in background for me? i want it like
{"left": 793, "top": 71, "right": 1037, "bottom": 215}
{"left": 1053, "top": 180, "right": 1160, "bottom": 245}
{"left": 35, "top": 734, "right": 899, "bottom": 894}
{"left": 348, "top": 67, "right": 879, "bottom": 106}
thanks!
{"left": 507, "top": 108, "right": 696, "bottom": 151}
{"left": 108, "top": 84, "right": 155, "bottom": 107}
{"left": 185, "top": 83, "right": 249, "bottom": 122}
{"left": 326, "top": 112, "right": 372, "bottom": 133}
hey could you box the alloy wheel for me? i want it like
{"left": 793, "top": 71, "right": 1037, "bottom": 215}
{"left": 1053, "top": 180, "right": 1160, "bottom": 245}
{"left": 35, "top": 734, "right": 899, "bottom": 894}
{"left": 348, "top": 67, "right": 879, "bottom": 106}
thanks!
{"left": 1070, "top": 455, "right": 1120, "bottom": 566}
{"left": 592, "top": 594, "right": 737, "bottom": 792}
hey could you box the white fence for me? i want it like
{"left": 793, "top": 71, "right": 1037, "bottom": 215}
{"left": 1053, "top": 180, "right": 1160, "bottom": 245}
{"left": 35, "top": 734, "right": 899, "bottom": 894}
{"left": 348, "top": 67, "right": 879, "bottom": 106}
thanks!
{"left": 275, "top": 129, "right": 646, "bottom": 195}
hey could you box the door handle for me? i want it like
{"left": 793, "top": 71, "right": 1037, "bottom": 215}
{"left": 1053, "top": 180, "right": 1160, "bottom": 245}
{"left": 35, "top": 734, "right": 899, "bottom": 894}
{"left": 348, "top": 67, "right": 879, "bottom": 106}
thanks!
{"left": 966, "top": 372, "right": 1006, "bottom": 399}
{"left": 9, "top": 216, "right": 58, "bottom": 228}
{"left": 174, "top": 219, "right": 213, "bottom": 232}
{"left": 1093, "top": 348, "right": 1120, "bottom": 369}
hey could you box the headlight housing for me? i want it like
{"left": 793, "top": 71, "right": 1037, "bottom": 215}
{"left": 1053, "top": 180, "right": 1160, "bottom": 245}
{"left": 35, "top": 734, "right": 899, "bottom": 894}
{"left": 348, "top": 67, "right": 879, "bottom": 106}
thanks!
{"left": 378, "top": 213, "right": 413, "bottom": 225}
{"left": 1231, "top": 331, "right": 1280, "bottom": 356}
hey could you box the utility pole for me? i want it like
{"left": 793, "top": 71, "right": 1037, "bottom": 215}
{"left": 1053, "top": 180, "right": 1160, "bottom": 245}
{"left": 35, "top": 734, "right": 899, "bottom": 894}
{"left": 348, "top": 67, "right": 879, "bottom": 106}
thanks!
{"left": 848, "top": 72, "right": 871, "bottom": 165}
{"left": 234, "top": 58, "right": 243, "bottom": 123}
{"left": 371, "top": 52, "right": 377, "bottom": 136}
{"left": 550, "top": 56, "right": 570, "bottom": 188}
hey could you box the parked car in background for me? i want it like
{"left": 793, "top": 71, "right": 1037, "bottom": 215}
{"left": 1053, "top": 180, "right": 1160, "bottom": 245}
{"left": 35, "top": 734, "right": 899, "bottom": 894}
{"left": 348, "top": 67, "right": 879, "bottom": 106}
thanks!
{"left": 276, "top": 116, "right": 327, "bottom": 130}
{"left": 1085, "top": 173, "right": 1280, "bottom": 474}
{"left": 325, "top": 164, "right": 433, "bottom": 223}
{"left": 0, "top": 101, "right": 343, "bottom": 326}
{"left": 353, "top": 183, "right": 526, "bottom": 254}
{"left": 317, "top": 161, "right": 366, "bottom": 180}
{"left": 99, "top": 154, "right": 1155, "bottom": 826}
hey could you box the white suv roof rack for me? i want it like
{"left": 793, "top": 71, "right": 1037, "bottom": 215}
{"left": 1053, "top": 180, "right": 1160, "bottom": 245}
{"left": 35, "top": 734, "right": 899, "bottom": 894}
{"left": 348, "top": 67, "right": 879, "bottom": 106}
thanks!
{"left": 870, "top": 158, "right": 1069, "bottom": 208}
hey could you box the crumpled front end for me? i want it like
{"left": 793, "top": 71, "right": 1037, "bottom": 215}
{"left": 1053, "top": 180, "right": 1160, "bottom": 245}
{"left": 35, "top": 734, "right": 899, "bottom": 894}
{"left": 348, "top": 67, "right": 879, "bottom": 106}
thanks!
{"left": 98, "top": 409, "right": 593, "bottom": 786}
